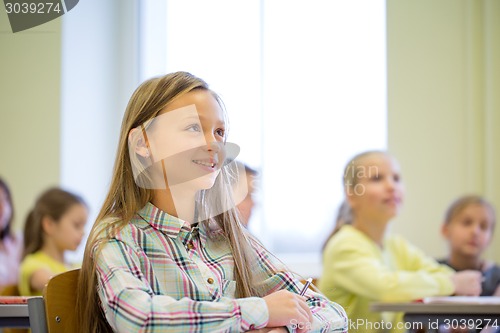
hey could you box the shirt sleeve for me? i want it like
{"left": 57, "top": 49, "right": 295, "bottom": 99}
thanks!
{"left": 95, "top": 238, "right": 269, "bottom": 333}
{"left": 18, "top": 255, "right": 47, "bottom": 296}
{"left": 18, "top": 256, "right": 36, "bottom": 296}
{"left": 248, "top": 236, "right": 348, "bottom": 333}
{"left": 322, "top": 233, "right": 454, "bottom": 303}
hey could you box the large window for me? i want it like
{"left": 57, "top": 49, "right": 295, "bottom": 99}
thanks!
{"left": 141, "top": 0, "right": 387, "bottom": 274}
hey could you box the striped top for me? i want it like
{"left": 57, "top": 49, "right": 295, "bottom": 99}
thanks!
{"left": 95, "top": 202, "right": 347, "bottom": 332}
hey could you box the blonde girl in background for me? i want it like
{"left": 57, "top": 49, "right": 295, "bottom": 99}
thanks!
{"left": 319, "top": 151, "right": 483, "bottom": 333}
{"left": 18, "top": 188, "right": 88, "bottom": 296}
{"left": 75, "top": 71, "right": 347, "bottom": 333}
{"left": 0, "top": 177, "right": 22, "bottom": 291}
{"left": 440, "top": 195, "right": 500, "bottom": 296}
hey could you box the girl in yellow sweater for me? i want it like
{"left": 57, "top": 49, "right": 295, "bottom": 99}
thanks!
{"left": 319, "top": 151, "right": 483, "bottom": 333}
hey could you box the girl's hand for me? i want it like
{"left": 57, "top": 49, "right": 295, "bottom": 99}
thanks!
{"left": 263, "top": 289, "right": 313, "bottom": 333}
{"left": 451, "top": 270, "right": 482, "bottom": 296}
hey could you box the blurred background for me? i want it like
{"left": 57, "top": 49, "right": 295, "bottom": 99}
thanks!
{"left": 1, "top": 0, "right": 499, "bottom": 276}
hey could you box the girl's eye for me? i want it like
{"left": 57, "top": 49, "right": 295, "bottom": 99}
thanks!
{"left": 186, "top": 124, "right": 202, "bottom": 132}
{"left": 462, "top": 218, "right": 472, "bottom": 226}
{"left": 480, "top": 221, "right": 490, "bottom": 232}
{"left": 215, "top": 128, "right": 225, "bottom": 138}
{"left": 393, "top": 174, "right": 400, "bottom": 182}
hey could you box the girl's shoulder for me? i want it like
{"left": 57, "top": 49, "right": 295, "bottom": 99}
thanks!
{"left": 22, "top": 251, "right": 52, "bottom": 265}
{"left": 20, "top": 251, "right": 66, "bottom": 274}
{"left": 96, "top": 216, "right": 157, "bottom": 252}
{"left": 2, "top": 230, "right": 23, "bottom": 247}
{"left": 94, "top": 216, "right": 142, "bottom": 239}
{"left": 331, "top": 225, "right": 375, "bottom": 244}
{"left": 323, "top": 225, "right": 375, "bottom": 255}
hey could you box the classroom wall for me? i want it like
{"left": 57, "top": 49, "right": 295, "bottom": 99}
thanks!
{"left": 0, "top": 0, "right": 138, "bottom": 239}
{"left": 0, "top": 11, "right": 61, "bottom": 231}
{"left": 387, "top": 0, "right": 500, "bottom": 262}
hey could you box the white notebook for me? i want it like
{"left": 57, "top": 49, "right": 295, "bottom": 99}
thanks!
{"left": 423, "top": 296, "right": 500, "bottom": 304}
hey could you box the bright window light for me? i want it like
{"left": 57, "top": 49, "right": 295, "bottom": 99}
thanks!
{"left": 140, "top": 0, "right": 387, "bottom": 265}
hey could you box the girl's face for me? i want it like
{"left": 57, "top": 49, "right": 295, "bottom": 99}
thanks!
{"left": 347, "top": 154, "right": 404, "bottom": 222}
{"left": 49, "top": 203, "right": 88, "bottom": 252}
{"left": 442, "top": 204, "right": 494, "bottom": 258}
{"left": 144, "top": 90, "right": 226, "bottom": 191}
{"left": 0, "top": 187, "right": 12, "bottom": 230}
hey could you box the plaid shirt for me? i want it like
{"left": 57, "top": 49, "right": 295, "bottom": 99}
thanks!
{"left": 95, "top": 202, "right": 347, "bottom": 332}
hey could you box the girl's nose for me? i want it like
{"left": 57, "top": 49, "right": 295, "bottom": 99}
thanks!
{"left": 204, "top": 133, "right": 215, "bottom": 146}
{"left": 471, "top": 224, "right": 481, "bottom": 235}
{"left": 204, "top": 142, "right": 221, "bottom": 157}
{"left": 385, "top": 178, "right": 396, "bottom": 191}
{"left": 204, "top": 133, "right": 220, "bottom": 151}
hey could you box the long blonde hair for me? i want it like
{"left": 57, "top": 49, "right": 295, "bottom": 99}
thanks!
{"left": 76, "top": 72, "right": 272, "bottom": 333}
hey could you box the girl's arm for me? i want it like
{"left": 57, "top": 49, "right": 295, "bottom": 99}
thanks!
{"left": 29, "top": 268, "right": 53, "bottom": 292}
{"left": 18, "top": 256, "right": 56, "bottom": 296}
{"left": 249, "top": 237, "right": 348, "bottom": 333}
{"left": 96, "top": 238, "right": 269, "bottom": 333}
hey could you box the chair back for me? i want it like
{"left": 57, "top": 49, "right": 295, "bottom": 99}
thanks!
{"left": 43, "top": 268, "right": 80, "bottom": 333}
{"left": 0, "top": 284, "right": 20, "bottom": 297}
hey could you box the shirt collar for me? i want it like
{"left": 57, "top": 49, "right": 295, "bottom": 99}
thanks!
{"left": 136, "top": 202, "right": 213, "bottom": 246}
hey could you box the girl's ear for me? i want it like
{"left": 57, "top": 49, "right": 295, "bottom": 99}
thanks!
{"left": 129, "top": 127, "right": 150, "bottom": 158}
{"left": 345, "top": 188, "right": 356, "bottom": 209}
{"left": 441, "top": 223, "right": 450, "bottom": 239}
{"left": 41, "top": 215, "right": 56, "bottom": 235}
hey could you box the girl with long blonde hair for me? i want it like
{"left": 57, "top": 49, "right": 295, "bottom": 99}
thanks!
{"left": 76, "top": 72, "right": 347, "bottom": 333}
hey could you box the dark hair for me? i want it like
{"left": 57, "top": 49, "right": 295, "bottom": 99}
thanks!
{"left": 0, "top": 177, "right": 14, "bottom": 241}
{"left": 23, "top": 187, "right": 87, "bottom": 259}
{"left": 444, "top": 195, "right": 496, "bottom": 228}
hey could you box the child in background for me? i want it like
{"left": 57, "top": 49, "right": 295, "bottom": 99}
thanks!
{"left": 18, "top": 188, "right": 88, "bottom": 296}
{"left": 440, "top": 195, "right": 500, "bottom": 296}
{"left": 76, "top": 72, "right": 347, "bottom": 333}
{"left": 0, "top": 177, "right": 22, "bottom": 290}
{"left": 319, "top": 151, "right": 483, "bottom": 333}
{"left": 235, "top": 162, "right": 258, "bottom": 228}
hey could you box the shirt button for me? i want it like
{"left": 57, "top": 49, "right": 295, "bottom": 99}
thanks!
{"left": 187, "top": 242, "right": 194, "bottom": 250}
{"left": 207, "top": 278, "right": 214, "bottom": 284}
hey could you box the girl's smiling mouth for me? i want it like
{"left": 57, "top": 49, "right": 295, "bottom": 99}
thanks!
{"left": 192, "top": 159, "right": 217, "bottom": 170}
